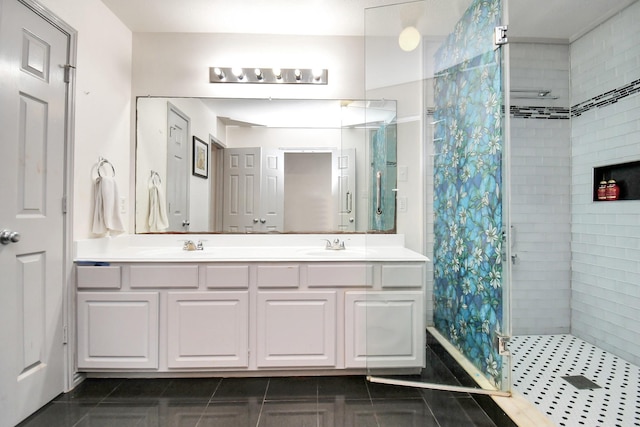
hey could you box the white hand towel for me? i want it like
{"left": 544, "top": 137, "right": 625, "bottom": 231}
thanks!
{"left": 92, "top": 176, "right": 125, "bottom": 235}
{"left": 148, "top": 175, "right": 169, "bottom": 232}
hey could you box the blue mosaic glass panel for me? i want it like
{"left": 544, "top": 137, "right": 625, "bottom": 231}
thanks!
{"left": 433, "top": 0, "right": 504, "bottom": 388}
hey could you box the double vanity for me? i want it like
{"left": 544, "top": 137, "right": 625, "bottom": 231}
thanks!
{"left": 74, "top": 234, "right": 427, "bottom": 376}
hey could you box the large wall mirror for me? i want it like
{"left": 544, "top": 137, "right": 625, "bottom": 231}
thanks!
{"left": 135, "top": 97, "right": 397, "bottom": 234}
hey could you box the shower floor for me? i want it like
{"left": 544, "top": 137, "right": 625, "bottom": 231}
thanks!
{"left": 509, "top": 334, "right": 640, "bottom": 427}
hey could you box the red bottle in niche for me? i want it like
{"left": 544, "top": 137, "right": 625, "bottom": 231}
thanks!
{"left": 597, "top": 180, "right": 608, "bottom": 201}
{"left": 606, "top": 179, "right": 620, "bottom": 200}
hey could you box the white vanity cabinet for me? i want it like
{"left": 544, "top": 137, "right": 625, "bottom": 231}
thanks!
{"left": 75, "top": 259, "right": 425, "bottom": 374}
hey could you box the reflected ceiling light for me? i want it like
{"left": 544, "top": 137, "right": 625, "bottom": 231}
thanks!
{"left": 398, "top": 26, "right": 421, "bottom": 52}
{"left": 209, "top": 67, "right": 327, "bottom": 84}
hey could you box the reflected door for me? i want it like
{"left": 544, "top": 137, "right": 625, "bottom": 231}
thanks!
{"left": 166, "top": 105, "right": 190, "bottom": 231}
{"left": 335, "top": 148, "right": 356, "bottom": 231}
{"left": 0, "top": 0, "right": 69, "bottom": 424}
{"left": 260, "top": 149, "right": 284, "bottom": 232}
{"left": 223, "top": 147, "right": 261, "bottom": 232}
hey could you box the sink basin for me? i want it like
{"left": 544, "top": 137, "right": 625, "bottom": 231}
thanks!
{"left": 302, "top": 249, "right": 366, "bottom": 257}
{"left": 134, "top": 247, "right": 213, "bottom": 256}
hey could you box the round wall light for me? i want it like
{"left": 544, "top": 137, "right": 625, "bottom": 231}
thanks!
{"left": 398, "top": 26, "right": 421, "bottom": 52}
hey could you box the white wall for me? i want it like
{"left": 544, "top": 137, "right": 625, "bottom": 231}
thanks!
{"left": 570, "top": 1, "right": 640, "bottom": 365}
{"left": 509, "top": 43, "right": 572, "bottom": 335}
{"left": 132, "top": 33, "right": 364, "bottom": 100}
{"left": 38, "top": 0, "right": 132, "bottom": 240}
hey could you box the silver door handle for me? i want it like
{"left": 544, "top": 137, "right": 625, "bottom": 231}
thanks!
{"left": 376, "top": 171, "right": 383, "bottom": 215}
{"left": 253, "top": 218, "right": 259, "bottom": 223}
{"left": 182, "top": 220, "right": 190, "bottom": 227}
{"left": 260, "top": 218, "right": 266, "bottom": 224}
{"left": 0, "top": 229, "right": 21, "bottom": 245}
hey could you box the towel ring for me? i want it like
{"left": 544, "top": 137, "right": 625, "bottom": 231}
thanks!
{"left": 97, "top": 159, "right": 115, "bottom": 178}
{"left": 149, "top": 170, "right": 161, "bottom": 184}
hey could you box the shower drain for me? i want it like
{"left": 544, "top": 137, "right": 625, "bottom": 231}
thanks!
{"left": 561, "top": 375, "right": 601, "bottom": 390}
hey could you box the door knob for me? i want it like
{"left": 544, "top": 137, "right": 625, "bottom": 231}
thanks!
{"left": 182, "top": 220, "right": 190, "bottom": 227}
{"left": 260, "top": 218, "right": 266, "bottom": 224}
{"left": 0, "top": 229, "right": 21, "bottom": 245}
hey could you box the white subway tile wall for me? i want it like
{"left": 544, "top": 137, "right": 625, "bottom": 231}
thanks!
{"left": 570, "top": 1, "right": 640, "bottom": 365}
{"left": 510, "top": 43, "right": 572, "bottom": 335}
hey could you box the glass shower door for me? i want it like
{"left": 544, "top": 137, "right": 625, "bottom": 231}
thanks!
{"left": 364, "top": 0, "right": 512, "bottom": 395}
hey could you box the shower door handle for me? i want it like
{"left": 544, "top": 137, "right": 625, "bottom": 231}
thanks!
{"left": 376, "top": 171, "right": 382, "bottom": 215}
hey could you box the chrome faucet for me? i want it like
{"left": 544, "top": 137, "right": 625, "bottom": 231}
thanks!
{"left": 183, "top": 240, "right": 204, "bottom": 251}
{"left": 324, "top": 238, "right": 345, "bottom": 250}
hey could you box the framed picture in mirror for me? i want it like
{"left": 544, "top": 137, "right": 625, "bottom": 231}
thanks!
{"left": 192, "top": 136, "right": 208, "bottom": 179}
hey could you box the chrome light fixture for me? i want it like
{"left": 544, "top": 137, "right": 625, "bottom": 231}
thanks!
{"left": 209, "top": 67, "right": 327, "bottom": 84}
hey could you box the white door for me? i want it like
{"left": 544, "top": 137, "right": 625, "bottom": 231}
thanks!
{"left": 166, "top": 104, "right": 190, "bottom": 231}
{"left": 334, "top": 148, "right": 356, "bottom": 231}
{"left": 0, "top": 0, "right": 68, "bottom": 425}
{"left": 222, "top": 147, "right": 261, "bottom": 232}
{"left": 261, "top": 149, "right": 284, "bottom": 232}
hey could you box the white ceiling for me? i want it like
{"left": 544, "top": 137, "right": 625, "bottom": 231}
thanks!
{"left": 101, "top": 0, "right": 637, "bottom": 42}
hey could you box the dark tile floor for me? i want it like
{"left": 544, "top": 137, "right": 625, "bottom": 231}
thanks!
{"left": 18, "top": 336, "right": 515, "bottom": 427}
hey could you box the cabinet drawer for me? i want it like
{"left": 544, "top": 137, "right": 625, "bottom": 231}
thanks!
{"left": 307, "top": 263, "right": 373, "bottom": 287}
{"left": 205, "top": 265, "right": 249, "bottom": 289}
{"left": 130, "top": 264, "right": 199, "bottom": 288}
{"left": 256, "top": 264, "right": 300, "bottom": 288}
{"left": 381, "top": 263, "right": 424, "bottom": 288}
{"left": 77, "top": 265, "right": 121, "bottom": 289}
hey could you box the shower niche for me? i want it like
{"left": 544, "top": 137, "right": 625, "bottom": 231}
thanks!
{"left": 593, "top": 160, "right": 640, "bottom": 201}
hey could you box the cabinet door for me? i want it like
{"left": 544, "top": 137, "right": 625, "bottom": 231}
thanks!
{"left": 257, "top": 291, "right": 336, "bottom": 367}
{"left": 77, "top": 292, "right": 159, "bottom": 369}
{"left": 345, "top": 291, "right": 424, "bottom": 368}
{"left": 167, "top": 292, "right": 249, "bottom": 368}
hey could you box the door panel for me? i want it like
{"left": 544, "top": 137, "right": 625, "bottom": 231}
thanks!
{"left": 364, "top": 0, "right": 510, "bottom": 394}
{"left": 0, "top": 0, "right": 69, "bottom": 425}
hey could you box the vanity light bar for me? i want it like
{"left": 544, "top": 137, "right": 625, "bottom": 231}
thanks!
{"left": 209, "top": 67, "right": 328, "bottom": 84}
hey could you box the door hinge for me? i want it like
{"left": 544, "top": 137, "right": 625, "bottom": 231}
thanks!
{"left": 63, "top": 326, "right": 68, "bottom": 344}
{"left": 63, "top": 64, "right": 75, "bottom": 83}
{"left": 62, "top": 196, "right": 67, "bottom": 214}
{"left": 494, "top": 25, "right": 508, "bottom": 48}
{"left": 497, "top": 334, "right": 510, "bottom": 356}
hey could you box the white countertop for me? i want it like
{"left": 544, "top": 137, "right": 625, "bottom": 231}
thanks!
{"left": 74, "top": 234, "right": 429, "bottom": 263}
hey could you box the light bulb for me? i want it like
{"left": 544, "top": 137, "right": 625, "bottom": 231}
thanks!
{"left": 398, "top": 26, "right": 421, "bottom": 52}
{"left": 231, "top": 67, "right": 244, "bottom": 80}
